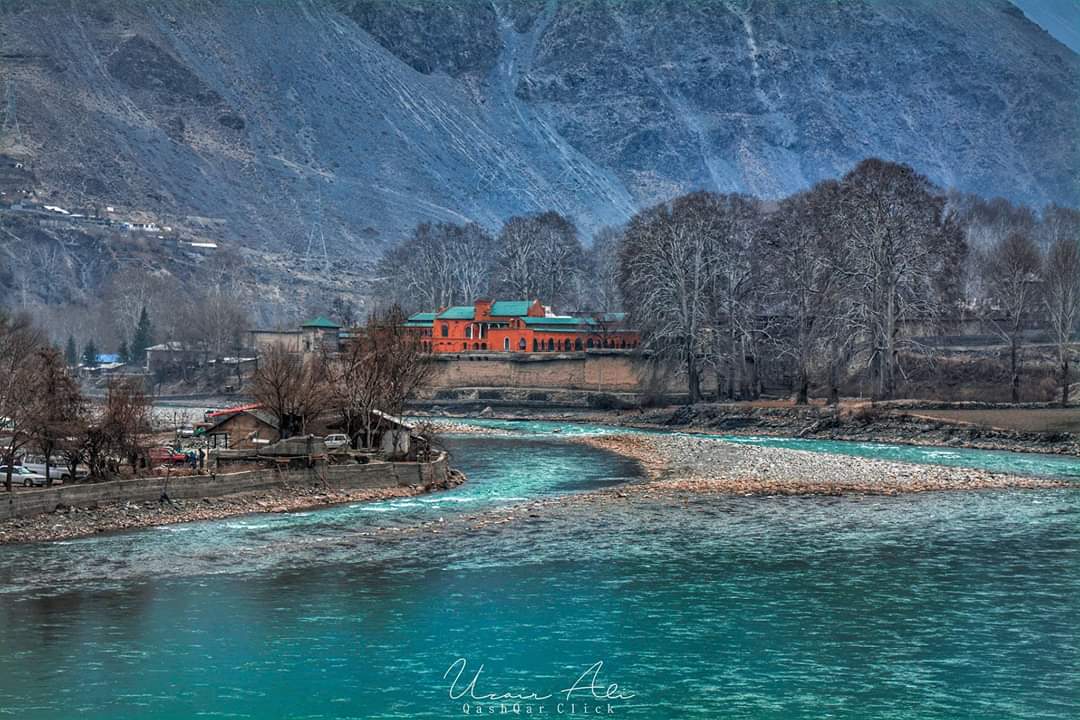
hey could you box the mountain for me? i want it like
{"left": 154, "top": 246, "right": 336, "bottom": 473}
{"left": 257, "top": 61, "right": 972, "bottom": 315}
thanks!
{"left": 1011, "top": 0, "right": 1080, "bottom": 54}
{"left": 1, "top": 0, "right": 1077, "bottom": 287}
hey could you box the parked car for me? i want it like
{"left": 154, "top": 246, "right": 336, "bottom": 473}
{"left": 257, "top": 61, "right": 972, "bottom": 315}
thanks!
{"left": 324, "top": 434, "right": 350, "bottom": 450}
{"left": 149, "top": 447, "right": 188, "bottom": 465}
{"left": 0, "top": 465, "right": 48, "bottom": 487}
{"left": 18, "top": 456, "right": 72, "bottom": 482}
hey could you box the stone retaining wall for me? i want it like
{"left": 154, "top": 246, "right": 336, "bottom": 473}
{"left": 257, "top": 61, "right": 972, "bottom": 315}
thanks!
{"left": 0, "top": 455, "right": 449, "bottom": 521}
{"left": 422, "top": 351, "right": 685, "bottom": 393}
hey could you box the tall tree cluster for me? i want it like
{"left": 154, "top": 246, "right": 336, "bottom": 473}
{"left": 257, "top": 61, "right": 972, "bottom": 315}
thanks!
{"left": 0, "top": 312, "right": 156, "bottom": 490}
{"left": 620, "top": 159, "right": 970, "bottom": 403}
{"left": 372, "top": 213, "right": 600, "bottom": 313}
{"left": 250, "top": 306, "right": 432, "bottom": 448}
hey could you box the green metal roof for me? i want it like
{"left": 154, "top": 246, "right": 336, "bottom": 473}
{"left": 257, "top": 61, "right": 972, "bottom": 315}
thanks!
{"left": 522, "top": 316, "right": 581, "bottom": 326}
{"left": 490, "top": 300, "right": 533, "bottom": 317}
{"left": 405, "top": 312, "right": 435, "bottom": 327}
{"left": 436, "top": 306, "right": 475, "bottom": 320}
{"left": 302, "top": 316, "right": 341, "bottom": 329}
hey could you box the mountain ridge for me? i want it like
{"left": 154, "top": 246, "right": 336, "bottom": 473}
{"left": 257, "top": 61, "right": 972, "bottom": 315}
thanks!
{"left": 1, "top": 0, "right": 1076, "bottom": 265}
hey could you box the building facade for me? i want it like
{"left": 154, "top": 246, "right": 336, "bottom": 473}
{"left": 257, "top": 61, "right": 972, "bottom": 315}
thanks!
{"left": 405, "top": 299, "right": 639, "bottom": 354}
{"left": 250, "top": 316, "right": 342, "bottom": 356}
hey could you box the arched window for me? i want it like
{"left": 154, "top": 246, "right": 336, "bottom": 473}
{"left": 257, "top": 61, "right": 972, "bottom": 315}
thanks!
{"left": 532, "top": 339, "right": 539, "bottom": 352}
{"left": 587, "top": 338, "right": 594, "bottom": 349}
{"left": 504, "top": 337, "right": 511, "bottom": 351}
{"left": 519, "top": 338, "right": 526, "bottom": 351}
{"left": 575, "top": 338, "right": 583, "bottom": 351}
{"left": 465, "top": 325, "right": 473, "bottom": 339}
{"left": 441, "top": 324, "right": 449, "bottom": 338}
{"left": 481, "top": 343, "right": 487, "bottom": 350}
{"left": 547, "top": 338, "right": 554, "bottom": 352}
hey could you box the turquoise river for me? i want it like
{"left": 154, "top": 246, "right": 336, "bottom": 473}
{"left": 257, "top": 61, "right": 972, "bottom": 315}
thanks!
{"left": 1, "top": 419, "right": 1078, "bottom": 719}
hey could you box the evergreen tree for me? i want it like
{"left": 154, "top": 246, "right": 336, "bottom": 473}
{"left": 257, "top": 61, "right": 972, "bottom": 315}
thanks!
{"left": 118, "top": 339, "right": 130, "bottom": 365}
{"left": 81, "top": 340, "right": 99, "bottom": 367}
{"left": 64, "top": 336, "right": 78, "bottom": 367}
{"left": 131, "top": 306, "right": 154, "bottom": 364}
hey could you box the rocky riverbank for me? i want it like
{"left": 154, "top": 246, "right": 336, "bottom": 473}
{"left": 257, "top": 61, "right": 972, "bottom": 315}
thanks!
{"left": 0, "top": 470, "right": 466, "bottom": 545}
{"left": 574, "top": 434, "right": 1071, "bottom": 496}
{"left": 420, "top": 403, "right": 1080, "bottom": 456}
{"left": 620, "top": 404, "right": 1080, "bottom": 456}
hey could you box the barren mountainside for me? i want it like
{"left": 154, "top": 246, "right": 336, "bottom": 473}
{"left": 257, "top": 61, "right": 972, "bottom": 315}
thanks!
{"left": 1, "top": 0, "right": 1077, "bottom": 262}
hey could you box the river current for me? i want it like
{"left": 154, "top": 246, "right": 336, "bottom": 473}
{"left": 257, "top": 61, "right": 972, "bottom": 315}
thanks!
{"left": 0, "top": 421, "right": 1077, "bottom": 719}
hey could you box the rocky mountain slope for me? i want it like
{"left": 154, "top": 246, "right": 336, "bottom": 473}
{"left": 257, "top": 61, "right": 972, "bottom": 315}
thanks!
{"left": 1, "top": 0, "right": 1076, "bottom": 269}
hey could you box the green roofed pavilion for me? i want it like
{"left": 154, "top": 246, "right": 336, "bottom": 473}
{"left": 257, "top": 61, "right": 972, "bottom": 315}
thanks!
{"left": 301, "top": 316, "right": 341, "bottom": 329}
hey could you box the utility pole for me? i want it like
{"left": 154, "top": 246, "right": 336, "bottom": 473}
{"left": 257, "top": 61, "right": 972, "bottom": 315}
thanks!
{"left": 1, "top": 80, "right": 22, "bottom": 146}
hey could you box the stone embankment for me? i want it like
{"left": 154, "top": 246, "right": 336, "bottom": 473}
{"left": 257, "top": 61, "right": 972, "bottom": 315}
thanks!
{"left": 625, "top": 404, "right": 1080, "bottom": 456}
{"left": 0, "top": 461, "right": 464, "bottom": 544}
{"left": 576, "top": 434, "right": 1070, "bottom": 496}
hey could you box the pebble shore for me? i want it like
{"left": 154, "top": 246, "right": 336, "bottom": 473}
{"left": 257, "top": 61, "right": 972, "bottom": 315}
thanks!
{"left": 576, "top": 434, "right": 1071, "bottom": 495}
{"left": 0, "top": 471, "right": 466, "bottom": 545}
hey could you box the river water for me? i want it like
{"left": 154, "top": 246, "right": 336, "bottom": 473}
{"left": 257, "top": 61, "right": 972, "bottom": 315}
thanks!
{"left": 0, "top": 422, "right": 1077, "bottom": 719}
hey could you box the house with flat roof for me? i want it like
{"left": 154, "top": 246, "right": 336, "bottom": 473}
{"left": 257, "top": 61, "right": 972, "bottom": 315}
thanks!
{"left": 250, "top": 316, "right": 343, "bottom": 356}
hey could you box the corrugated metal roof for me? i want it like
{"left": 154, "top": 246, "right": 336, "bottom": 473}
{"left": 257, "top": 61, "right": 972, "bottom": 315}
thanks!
{"left": 436, "top": 306, "right": 475, "bottom": 320}
{"left": 523, "top": 316, "right": 581, "bottom": 326}
{"left": 405, "top": 311, "right": 435, "bottom": 327}
{"left": 301, "top": 316, "right": 341, "bottom": 328}
{"left": 490, "top": 300, "right": 533, "bottom": 316}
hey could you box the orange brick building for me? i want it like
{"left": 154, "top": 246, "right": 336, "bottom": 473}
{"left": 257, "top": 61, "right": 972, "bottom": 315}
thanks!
{"left": 405, "top": 299, "right": 639, "bottom": 354}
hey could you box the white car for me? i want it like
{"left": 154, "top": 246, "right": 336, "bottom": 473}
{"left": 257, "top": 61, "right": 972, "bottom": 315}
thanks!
{"left": 0, "top": 465, "right": 48, "bottom": 487}
{"left": 20, "top": 457, "right": 74, "bottom": 482}
{"left": 324, "top": 434, "right": 350, "bottom": 450}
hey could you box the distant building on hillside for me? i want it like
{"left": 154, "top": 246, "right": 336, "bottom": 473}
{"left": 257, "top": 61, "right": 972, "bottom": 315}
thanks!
{"left": 404, "top": 299, "right": 639, "bottom": 353}
{"left": 250, "top": 316, "right": 343, "bottom": 356}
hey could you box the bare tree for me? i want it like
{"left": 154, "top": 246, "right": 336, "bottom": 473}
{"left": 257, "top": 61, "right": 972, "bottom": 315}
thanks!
{"left": 761, "top": 181, "right": 849, "bottom": 404}
{"left": 492, "top": 212, "right": 588, "bottom": 307}
{"left": 373, "top": 222, "right": 495, "bottom": 312}
{"left": 101, "top": 377, "right": 153, "bottom": 474}
{"left": 1040, "top": 208, "right": 1080, "bottom": 406}
{"left": 586, "top": 226, "right": 624, "bottom": 312}
{"left": 838, "top": 159, "right": 966, "bottom": 400}
{"left": 0, "top": 311, "right": 45, "bottom": 491}
{"left": 325, "top": 306, "right": 432, "bottom": 448}
{"left": 250, "top": 343, "right": 328, "bottom": 439}
{"left": 702, "top": 193, "right": 763, "bottom": 400}
{"left": 25, "top": 346, "right": 84, "bottom": 485}
{"left": 982, "top": 231, "right": 1043, "bottom": 403}
{"left": 619, "top": 194, "right": 715, "bottom": 403}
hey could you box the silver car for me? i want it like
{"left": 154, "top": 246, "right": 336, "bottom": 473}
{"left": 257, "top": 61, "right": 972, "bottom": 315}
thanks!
{"left": 324, "top": 433, "right": 350, "bottom": 450}
{"left": 0, "top": 465, "right": 48, "bottom": 487}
